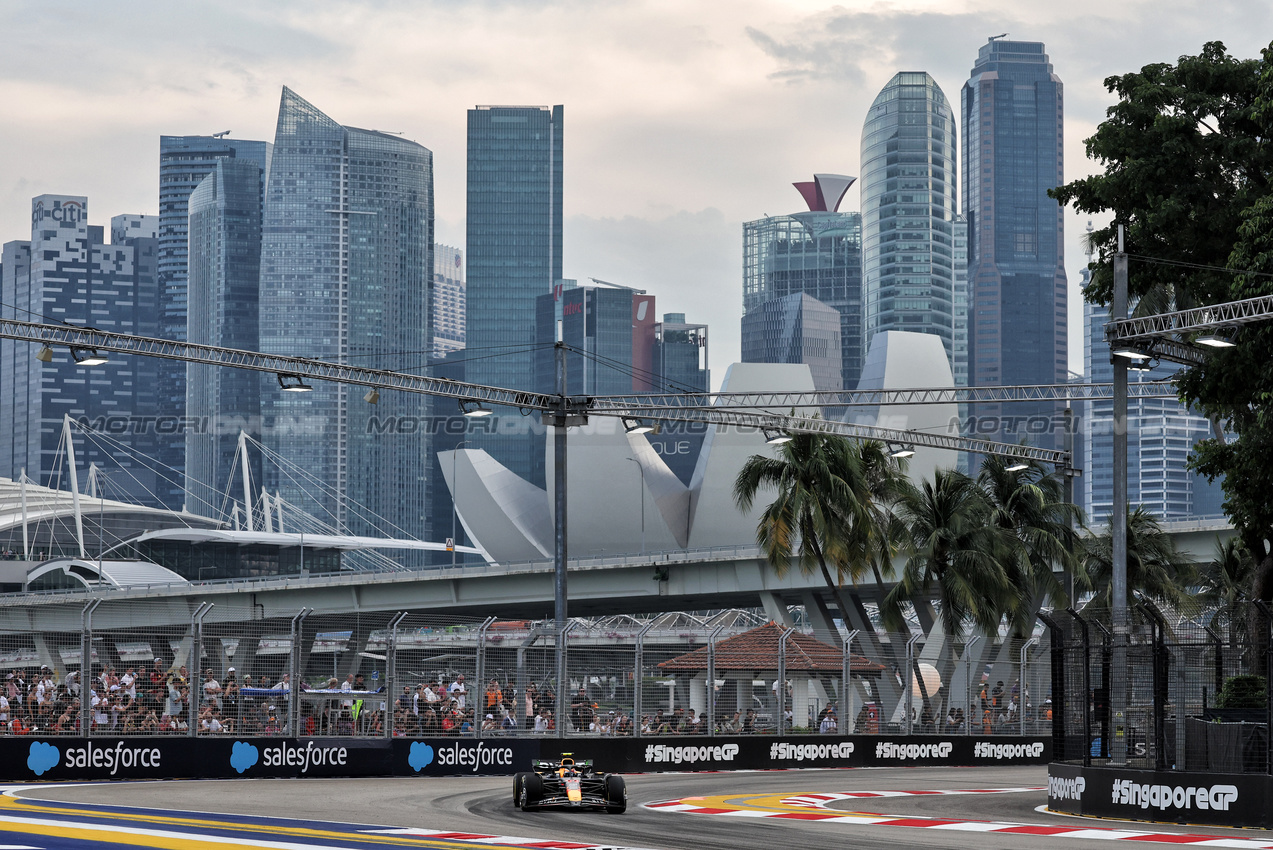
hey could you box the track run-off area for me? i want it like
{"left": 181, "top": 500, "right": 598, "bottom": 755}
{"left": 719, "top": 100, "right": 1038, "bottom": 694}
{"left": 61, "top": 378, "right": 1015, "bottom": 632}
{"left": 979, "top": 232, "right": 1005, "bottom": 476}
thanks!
{"left": 3, "top": 766, "right": 1273, "bottom": 850}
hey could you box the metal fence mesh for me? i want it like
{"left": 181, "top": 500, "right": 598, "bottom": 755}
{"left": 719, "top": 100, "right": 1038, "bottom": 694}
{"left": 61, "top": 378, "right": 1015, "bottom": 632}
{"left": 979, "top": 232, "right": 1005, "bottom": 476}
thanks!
{"left": 0, "top": 600, "right": 1054, "bottom": 740}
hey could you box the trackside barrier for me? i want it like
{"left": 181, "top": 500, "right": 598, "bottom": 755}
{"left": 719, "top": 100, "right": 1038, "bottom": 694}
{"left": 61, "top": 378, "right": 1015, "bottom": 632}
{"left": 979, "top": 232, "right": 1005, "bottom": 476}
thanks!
{"left": 1048, "top": 762, "right": 1271, "bottom": 829}
{"left": 5, "top": 734, "right": 1050, "bottom": 781}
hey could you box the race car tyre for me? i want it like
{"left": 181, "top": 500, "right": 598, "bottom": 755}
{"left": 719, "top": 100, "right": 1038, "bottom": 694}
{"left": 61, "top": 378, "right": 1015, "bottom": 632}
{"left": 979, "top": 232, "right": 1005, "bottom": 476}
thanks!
{"left": 520, "top": 773, "right": 544, "bottom": 811}
{"left": 604, "top": 774, "right": 626, "bottom": 814}
{"left": 512, "top": 772, "right": 528, "bottom": 805}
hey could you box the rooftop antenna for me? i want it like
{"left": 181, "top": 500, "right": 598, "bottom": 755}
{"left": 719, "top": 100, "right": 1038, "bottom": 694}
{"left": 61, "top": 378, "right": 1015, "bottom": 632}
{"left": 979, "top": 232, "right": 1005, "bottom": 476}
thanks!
{"left": 211, "top": 130, "right": 231, "bottom": 138}
{"left": 989, "top": 33, "right": 1008, "bottom": 41}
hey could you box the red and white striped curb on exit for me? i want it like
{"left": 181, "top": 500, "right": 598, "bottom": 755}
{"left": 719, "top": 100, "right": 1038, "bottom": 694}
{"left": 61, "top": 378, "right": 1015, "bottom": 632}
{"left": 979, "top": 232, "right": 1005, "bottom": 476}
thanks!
{"left": 644, "top": 789, "right": 1273, "bottom": 847}
{"left": 367, "top": 827, "right": 660, "bottom": 849}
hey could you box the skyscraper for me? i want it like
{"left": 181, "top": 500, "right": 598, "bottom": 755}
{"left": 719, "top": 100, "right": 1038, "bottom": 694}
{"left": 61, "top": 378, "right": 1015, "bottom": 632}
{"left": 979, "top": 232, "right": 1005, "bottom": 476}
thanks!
{"left": 466, "top": 105, "right": 563, "bottom": 487}
{"left": 1081, "top": 302, "right": 1224, "bottom": 525}
{"left": 432, "top": 243, "right": 465, "bottom": 359}
{"left": 1, "top": 196, "right": 162, "bottom": 503}
{"left": 652, "top": 313, "right": 709, "bottom": 394}
{"left": 861, "top": 73, "right": 961, "bottom": 381}
{"left": 185, "top": 158, "right": 265, "bottom": 517}
{"left": 258, "top": 87, "right": 433, "bottom": 547}
{"left": 741, "top": 293, "right": 843, "bottom": 392}
{"left": 962, "top": 38, "right": 1066, "bottom": 446}
{"left": 743, "top": 174, "right": 865, "bottom": 390}
{"left": 157, "top": 135, "right": 271, "bottom": 508}
{"left": 534, "top": 283, "right": 656, "bottom": 395}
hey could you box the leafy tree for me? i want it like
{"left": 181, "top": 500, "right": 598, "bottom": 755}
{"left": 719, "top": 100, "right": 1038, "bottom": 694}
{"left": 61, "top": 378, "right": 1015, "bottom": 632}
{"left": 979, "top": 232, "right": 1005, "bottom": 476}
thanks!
{"left": 976, "top": 456, "right": 1083, "bottom": 633}
{"left": 883, "top": 469, "right": 1017, "bottom": 635}
{"left": 733, "top": 434, "right": 904, "bottom": 623}
{"left": 1051, "top": 40, "right": 1273, "bottom": 599}
{"left": 1081, "top": 506, "right": 1197, "bottom": 614}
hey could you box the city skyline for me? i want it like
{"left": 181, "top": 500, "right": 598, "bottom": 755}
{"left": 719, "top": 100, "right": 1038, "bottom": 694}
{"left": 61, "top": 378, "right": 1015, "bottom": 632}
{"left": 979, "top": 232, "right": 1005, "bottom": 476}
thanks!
{"left": 3, "top": 3, "right": 1270, "bottom": 389}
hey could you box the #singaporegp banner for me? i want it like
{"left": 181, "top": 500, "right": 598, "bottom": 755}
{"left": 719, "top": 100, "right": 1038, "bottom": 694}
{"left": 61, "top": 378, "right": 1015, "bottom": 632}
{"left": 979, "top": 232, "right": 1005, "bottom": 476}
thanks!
{"left": 3, "top": 735, "right": 1050, "bottom": 781}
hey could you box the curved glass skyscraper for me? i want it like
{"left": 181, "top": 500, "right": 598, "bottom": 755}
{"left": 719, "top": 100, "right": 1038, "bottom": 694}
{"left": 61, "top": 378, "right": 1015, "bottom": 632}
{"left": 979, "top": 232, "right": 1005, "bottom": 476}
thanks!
{"left": 860, "top": 72, "right": 960, "bottom": 377}
{"left": 259, "top": 88, "right": 434, "bottom": 548}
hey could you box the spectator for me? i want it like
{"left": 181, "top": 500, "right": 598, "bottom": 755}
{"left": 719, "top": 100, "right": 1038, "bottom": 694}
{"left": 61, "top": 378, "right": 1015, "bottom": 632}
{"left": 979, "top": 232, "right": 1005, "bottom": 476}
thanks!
{"left": 570, "top": 687, "right": 594, "bottom": 732}
{"left": 485, "top": 679, "right": 503, "bottom": 713}
{"left": 202, "top": 670, "right": 222, "bottom": 707}
{"left": 721, "top": 710, "right": 741, "bottom": 733}
{"left": 482, "top": 713, "right": 498, "bottom": 732}
{"left": 742, "top": 708, "right": 756, "bottom": 734}
{"left": 448, "top": 675, "right": 467, "bottom": 709}
{"left": 819, "top": 706, "right": 837, "bottom": 734}
{"left": 523, "top": 684, "right": 538, "bottom": 730}
{"left": 534, "top": 707, "right": 551, "bottom": 733}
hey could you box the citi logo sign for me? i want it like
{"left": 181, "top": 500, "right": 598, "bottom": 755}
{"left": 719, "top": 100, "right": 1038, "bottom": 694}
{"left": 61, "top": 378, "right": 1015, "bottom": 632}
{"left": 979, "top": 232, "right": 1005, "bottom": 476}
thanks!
{"left": 32, "top": 199, "right": 84, "bottom": 225}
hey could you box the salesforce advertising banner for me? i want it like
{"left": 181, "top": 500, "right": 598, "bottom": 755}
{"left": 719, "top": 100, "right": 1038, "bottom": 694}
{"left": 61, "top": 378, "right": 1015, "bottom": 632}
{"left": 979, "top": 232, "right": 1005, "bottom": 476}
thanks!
{"left": 1048, "top": 763, "right": 1268, "bottom": 828}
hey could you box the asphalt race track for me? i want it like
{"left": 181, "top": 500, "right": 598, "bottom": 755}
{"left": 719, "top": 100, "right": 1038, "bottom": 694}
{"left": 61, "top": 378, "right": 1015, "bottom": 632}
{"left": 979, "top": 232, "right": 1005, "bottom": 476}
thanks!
{"left": 12, "top": 766, "right": 1273, "bottom": 850}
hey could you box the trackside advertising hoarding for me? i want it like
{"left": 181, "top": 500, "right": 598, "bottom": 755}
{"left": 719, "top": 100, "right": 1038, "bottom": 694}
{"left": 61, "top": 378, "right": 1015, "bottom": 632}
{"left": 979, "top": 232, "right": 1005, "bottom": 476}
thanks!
{"left": 1048, "top": 763, "right": 1270, "bottom": 829}
{"left": 3, "top": 735, "right": 1049, "bottom": 781}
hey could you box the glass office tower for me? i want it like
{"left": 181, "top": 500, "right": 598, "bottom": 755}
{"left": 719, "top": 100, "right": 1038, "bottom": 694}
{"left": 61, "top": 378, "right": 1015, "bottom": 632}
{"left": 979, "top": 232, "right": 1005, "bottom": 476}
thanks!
{"left": 185, "top": 158, "right": 264, "bottom": 518}
{"left": 157, "top": 135, "right": 271, "bottom": 509}
{"left": 741, "top": 292, "right": 843, "bottom": 392}
{"left": 466, "top": 105, "right": 563, "bottom": 487}
{"left": 259, "top": 88, "right": 433, "bottom": 550}
{"left": 961, "top": 39, "right": 1066, "bottom": 391}
{"left": 860, "top": 72, "right": 960, "bottom": 379}
{"left": 743, "top": 203, "right": 864, "bottom": 391}
{"left": 962, "top": 39, "right": 1066, "bottom": 448}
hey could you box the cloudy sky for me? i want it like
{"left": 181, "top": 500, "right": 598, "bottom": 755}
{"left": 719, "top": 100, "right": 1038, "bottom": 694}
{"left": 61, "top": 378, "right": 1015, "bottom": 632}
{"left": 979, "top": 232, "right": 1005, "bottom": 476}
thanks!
{"left": 3, "top": 1, "right": 1270, "bottom": 388}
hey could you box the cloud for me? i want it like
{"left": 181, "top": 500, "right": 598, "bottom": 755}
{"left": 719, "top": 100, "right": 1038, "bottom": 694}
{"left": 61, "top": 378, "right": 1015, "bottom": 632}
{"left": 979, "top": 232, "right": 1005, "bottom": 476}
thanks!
{"left": 27, "top": 741, "right": 59, "bottom": 776}
{"left": 408, "top": 742, "right": 434, "bottom": 771}
{"left": 230, "top": 741, "right": 259, "bottom": 774}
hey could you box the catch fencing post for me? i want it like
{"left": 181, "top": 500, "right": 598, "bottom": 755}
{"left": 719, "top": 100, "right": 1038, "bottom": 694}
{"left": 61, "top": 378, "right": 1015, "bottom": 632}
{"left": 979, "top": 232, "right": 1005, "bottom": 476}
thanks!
{"left": 707, "top": 624, "right": 724, "bottom": 736}
{"left": 557, "top": 621, "right": 577, "bottom": 738}
{"left": 189, "top": 602, "right": 213, "bottom": 737}
{"left": 1254, "top": 601, "right": 1273, "bottom": 775}
{"left": 474, "top": 616, "right": 496, "bottom": 739}
{"left": 904, "top": 633, "right": 921, "bottom": 735}
{"left": 288, "top": 607, "right": 310, "bottom": 736}
{"left": 842, "top": 629, "right": 859, "bottom": 731}
{"left": 634, "top": 620, "right": 655, "bottom": 738}
{"left": 1020, "top": 637, "right": 1038, "bottom": 736}
{"left": 1068, "top": 608, "right": 1093, "bottom": 766}
{"left": 777, "top": 626, "right": 794, "bottom": 735}
{"left": 384, "top": 611, "right": 407, "bottom": 739}
{"left": 80, "top": 599, "right": 100, "bottom": 737}
{"left": 964, "top": 635, "right": 981, "bottom": 736}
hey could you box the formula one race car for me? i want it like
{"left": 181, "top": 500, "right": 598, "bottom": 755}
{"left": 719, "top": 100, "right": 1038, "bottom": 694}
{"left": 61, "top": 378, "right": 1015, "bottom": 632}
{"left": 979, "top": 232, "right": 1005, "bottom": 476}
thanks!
{"left": 512, "top": 756, "right": 626, "bottom": 813}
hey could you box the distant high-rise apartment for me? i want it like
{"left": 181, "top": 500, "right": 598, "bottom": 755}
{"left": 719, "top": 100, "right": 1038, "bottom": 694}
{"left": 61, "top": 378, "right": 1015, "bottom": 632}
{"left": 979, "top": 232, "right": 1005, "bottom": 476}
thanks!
{"left": 743, "top": 174, "right": 865, "bottom": 390}
{"left": 1, "top": 196, "right": 162, "bottom": 504}
{"left": 961, "top": 38, "right": 1066, "bottom": 394}
{"left": 741, "top": 293, "right": 843, "bottom": 392}
{"left": 258, "top": 88, "right": 433, "bottom": 548}
{"left": 466, "top": 105, "right": 563, "bottom": 487}
{"left": 157, "top": 135, "right": 271, "bottom": 508}
{"left": 1081, "top": 302, "right": 1224, "bottom": 525}
{"left": 861, "top": 73, "right": 961, "bottom": 381}
{"left": 184, "top": 158, "right": 265, "bottom": 517}
{"left": 433, "top": 244, "right": 465, "bottom": 359}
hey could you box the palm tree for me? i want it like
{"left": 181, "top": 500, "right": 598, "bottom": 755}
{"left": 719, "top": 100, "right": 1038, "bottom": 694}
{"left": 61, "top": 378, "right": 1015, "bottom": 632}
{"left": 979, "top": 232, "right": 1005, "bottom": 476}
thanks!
{"left": 976, "top": 455, "right": 1083, "bottom": 633}
{"left": 733, "top": 433, "right": 903, "bottom": 622}
{"left": 883, "top": 468, "right": 1018, "bottom": 635}
{"left": 1198, "top": 537, "right": 1253, "bottom": 644}
{"left": 1081, "top": 506, "right": 1197, "bottom": 614}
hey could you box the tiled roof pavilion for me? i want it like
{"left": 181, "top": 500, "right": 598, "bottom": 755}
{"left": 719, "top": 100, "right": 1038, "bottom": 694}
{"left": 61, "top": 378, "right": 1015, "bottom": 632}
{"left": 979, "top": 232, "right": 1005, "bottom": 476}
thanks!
{"left": 658, "top": 621, "right": 884, "bottom": 675}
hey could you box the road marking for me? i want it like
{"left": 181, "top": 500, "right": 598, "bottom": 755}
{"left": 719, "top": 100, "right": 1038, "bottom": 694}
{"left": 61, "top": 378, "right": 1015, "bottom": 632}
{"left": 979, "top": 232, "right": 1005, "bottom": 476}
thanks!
{"left": 644, "top": 789, "right": 1273, "bottom": 847}
{"left": 368, "top": 830, "right": 659, "bottom": 850}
